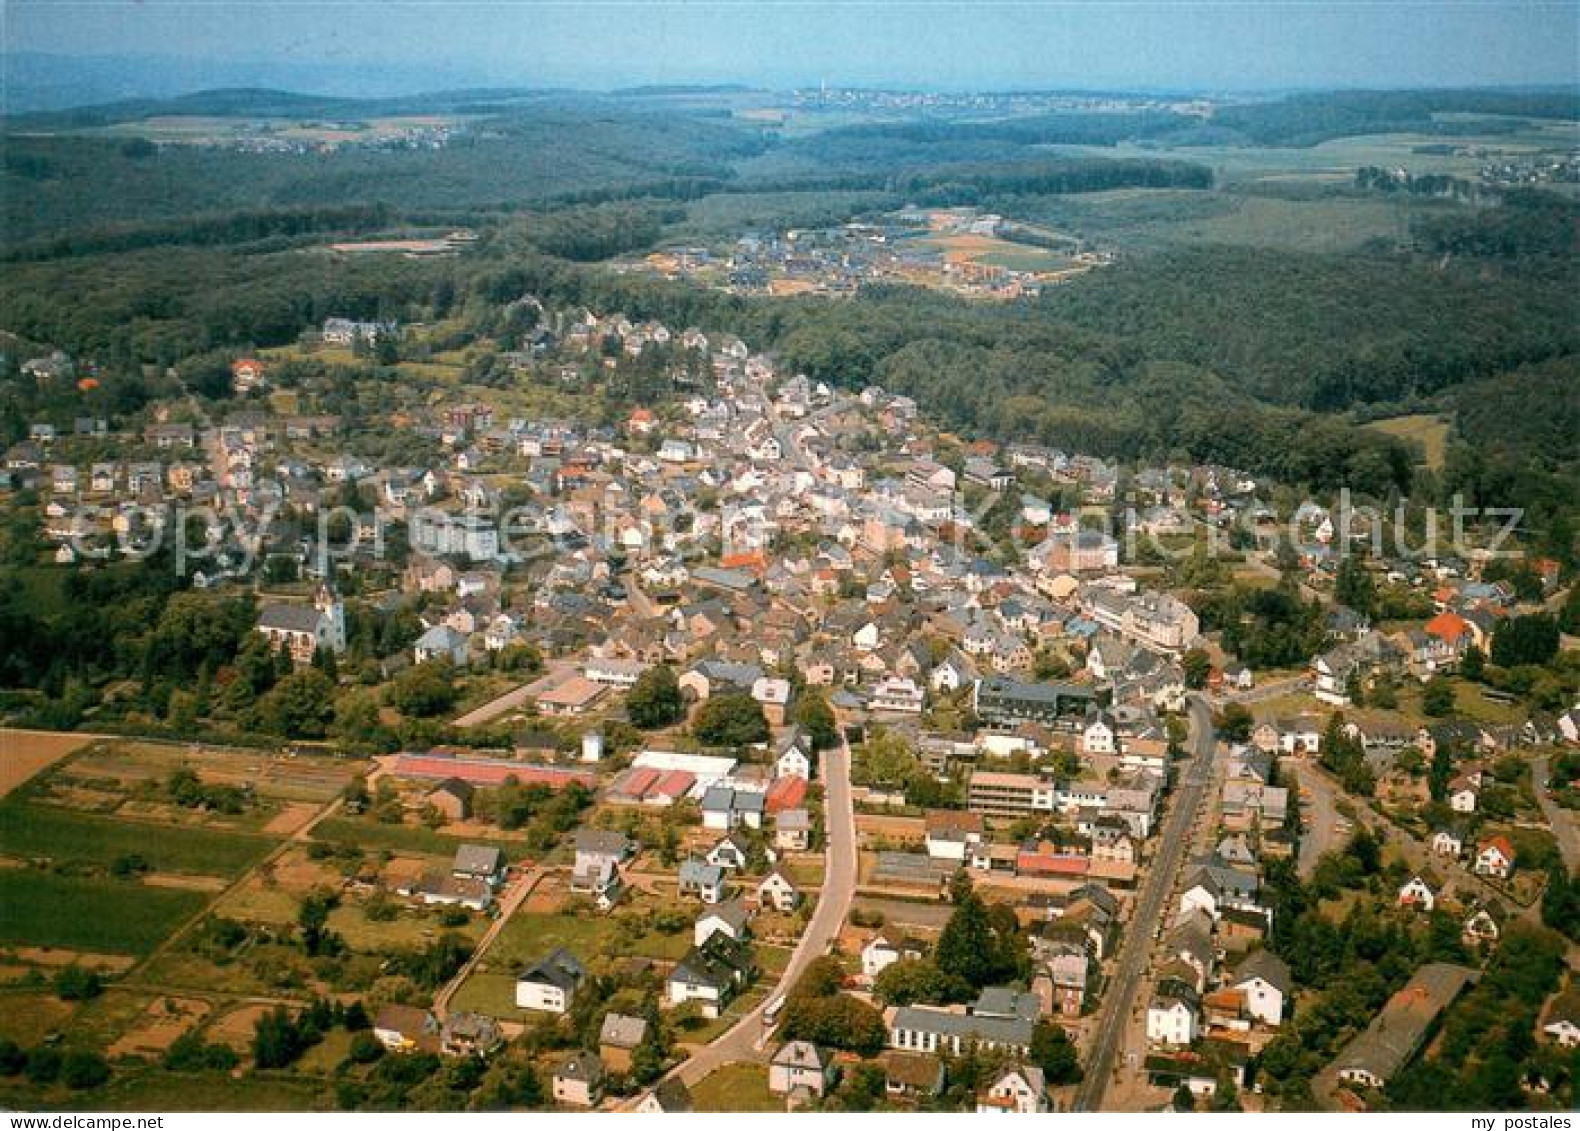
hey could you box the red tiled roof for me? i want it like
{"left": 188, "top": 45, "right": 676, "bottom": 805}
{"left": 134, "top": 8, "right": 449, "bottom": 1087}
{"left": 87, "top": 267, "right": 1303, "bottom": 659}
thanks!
{"left": 392, "top": 754, "right": 594, "bottom": 789}
{"left": 765, "top": 775, "right": 809, "bottom": 813}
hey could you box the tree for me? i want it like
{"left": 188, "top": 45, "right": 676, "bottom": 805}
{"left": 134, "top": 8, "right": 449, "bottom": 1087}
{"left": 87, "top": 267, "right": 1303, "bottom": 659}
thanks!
{"left": 253, "top": 1005, "right": 306, "bottom": 1069}
{"left": 1460, "top": 645, "right": 1485, "bottom": 682}
{"left": 1335, "top": 556, "right": 1377, "bottom": 619}
{"left": 1216, "top": 702, "right": 1254, "bottom": 743}
{"left": 60, "top": 1050, "right": 110, "bottom": 1090}
{"left": 935, "top": 874, "right": 1025, "bottom": 989}
{"left": 1422, "top": 675, "right": 1456, "bottom": 717}
{"left": 873, "top": 958, "right": 968, "bottom": 1006}
{"left": 254, "top": 668, "right": 336, "bottom": 737}
{"left": 389, "top": 660, "right": 458, "bottom": 717}
{"left": 1181, "top": 648, "right": 1212, "bottom": 690}
{"left": 1491, "top": 613, "right": 1560, "bottom": 668}
{"left": 53, "top": 965, "right": 103, "bottom": 1001}
{"left": 790, "top": 687, "right": 838, "bottom": 750}
{"left": 691, "top": 692, "right": 769, "bottom": 747}
{"left": 626, "top": 664, "right": 682, "bottom": 728}
{"left": 1030, "top": 1020, "right": 1083, "bottom": 1084}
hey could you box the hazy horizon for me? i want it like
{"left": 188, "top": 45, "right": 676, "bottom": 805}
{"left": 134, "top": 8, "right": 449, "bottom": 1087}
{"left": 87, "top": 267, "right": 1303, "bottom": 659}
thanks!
{"left": 6, "top": 0, "right": 1579, "bottom": 106}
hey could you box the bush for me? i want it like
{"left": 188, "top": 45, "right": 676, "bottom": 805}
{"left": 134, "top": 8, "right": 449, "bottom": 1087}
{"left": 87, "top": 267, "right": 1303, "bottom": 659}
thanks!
{"left": 53, "top": 965, "right": 104, "bottom": 1001}
{"left": 60, "top": 1050, "right": 111, "bottom": 1090}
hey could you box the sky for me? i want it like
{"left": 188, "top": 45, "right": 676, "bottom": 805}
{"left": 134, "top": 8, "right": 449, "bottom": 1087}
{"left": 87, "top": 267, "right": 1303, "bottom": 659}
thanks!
{"left": 6, "top": 0, "right": 1580, "bottom": 94}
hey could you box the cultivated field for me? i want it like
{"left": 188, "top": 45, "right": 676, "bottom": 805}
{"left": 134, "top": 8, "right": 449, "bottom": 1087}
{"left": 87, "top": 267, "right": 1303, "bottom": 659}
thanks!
{"left": 0, "top": 729, "right": 97, "bottom": 796}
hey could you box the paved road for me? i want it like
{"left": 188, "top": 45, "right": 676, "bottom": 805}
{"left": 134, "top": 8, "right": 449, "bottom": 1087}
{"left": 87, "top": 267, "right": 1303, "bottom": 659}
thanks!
{"left": 1073, "top": 696, "right": 1217, "bottom": 1112}
{"left": 452, "top": 659, "right": 578, "bottom": 728}
{"left": 1531, "top": 754, "right": 1579, "bottom": 871}
{"left": 666, "top": 734, "right": 857, "bottom": 1087}
{"left": 1288, "top": 757, "right": 1342, "bottom": 878}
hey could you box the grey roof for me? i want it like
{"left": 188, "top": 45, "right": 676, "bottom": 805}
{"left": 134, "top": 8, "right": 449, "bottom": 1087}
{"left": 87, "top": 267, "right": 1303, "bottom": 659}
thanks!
{"left": 771, "top": 1040, "right": 827, "bottom": 1070}
{"left": 258, "top": 603, "right": 323, "bottom": 634}
{"left": 1333, "top": 963, "right": 1479, "bottom": 1084}
{"left": 645, "top": 1078, "right": 693, "bottom": 1112}
{"left": 890, "top": 1005, "right": 1034, "bottom": 1048}
{"left": 555, "top": 1051, "right": 605, "bottom": 1084}
{"left": 519, "top": 947, "right": 585, "bottom": 992}
{"left": 453, "top": 844, "right": 503, "bottom": 876}
{"left": 699, "top": 899, "right": 751, "bottom": 931}
{"left": 598, "top": 1012, "right": 649, "bottom": 1050}
{"left": 679, "top": 858, "right": 726, "bottom": 887}
{"left": 972, "top": 987, "right": 1041, "bottom": 1022}
{"left": 1232, "top": 949, "right": 1294, "bottom": 996}
{"left": 574, "top": 829, "right": 632, "bottom": 858}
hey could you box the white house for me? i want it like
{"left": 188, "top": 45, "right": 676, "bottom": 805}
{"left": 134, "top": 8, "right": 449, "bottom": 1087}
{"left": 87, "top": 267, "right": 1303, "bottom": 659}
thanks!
{"left": 1081, "top": 710, "right": 1118, "bottom": 756}
{"left": 1147, "top": 982, "right": 1200, "bottom": 1046}
{"left": 694, "top": 900, "right": 751, "bottom": 947}
{"left": 1473, "top": 837, "right": 1516, "bottom": 880}
{"left": 768, "top": 1041, "right": 835, "bottom": 1098}
{"left": 775, "top": 729, "right": 814, "bottom": 781}
{"left": 756, "top": 868, "right": 801, "bottom": 913}
{"left": 975, "top": 1065, "right": 1047, "bottom": 1114}
{"left": 515, "top": 948, "right": 585, "bottom": 1013}
{"left": 1397, "top": 875, "right": 1437, "bottom": 912}
{"left": 1229, "top": 950, "right": 1292, "bottom": 1028}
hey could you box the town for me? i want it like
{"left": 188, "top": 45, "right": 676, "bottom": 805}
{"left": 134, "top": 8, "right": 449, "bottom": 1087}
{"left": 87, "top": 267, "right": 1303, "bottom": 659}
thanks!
{"left": 1, "top": 290, "right": 1576, "bottom": 1115}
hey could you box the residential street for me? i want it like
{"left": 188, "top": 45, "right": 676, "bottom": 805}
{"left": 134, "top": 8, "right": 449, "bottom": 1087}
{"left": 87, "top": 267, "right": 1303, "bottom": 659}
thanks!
{"left": 665, "top": 733, "right": 857, "bottom": 1087}
{"left": 1532, "top": 753, "right": 1580, "bottom": 870}
{"left": 1073, "top": 695, "right": 1217, "bottom": 1112}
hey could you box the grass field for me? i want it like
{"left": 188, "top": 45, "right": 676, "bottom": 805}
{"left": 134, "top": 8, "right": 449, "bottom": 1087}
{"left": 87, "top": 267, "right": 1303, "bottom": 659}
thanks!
{"left": 0, "top": 871, "right": 208, "bottom": 955}
{"left": 1362, "top": 414, "right": 1451, "bottom": 470}
{"left": 311, "top": 816, "right": 519, "bottom": 860}
{"left": 689, "top": 1062, "right": 781, "bottom": 1112}
{"left": 76, "top": 1070, "right": 334, "bottom": 1112}
{"left": 0, "top": 800, "right": 278, "bottom": 877}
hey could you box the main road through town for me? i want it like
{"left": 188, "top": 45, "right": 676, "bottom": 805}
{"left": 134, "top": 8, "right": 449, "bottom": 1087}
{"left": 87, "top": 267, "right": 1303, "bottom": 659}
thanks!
{"left": 664, "top": 731, "right": 858, "bottom": 1088}
{"left": 1072, "top": 695, "right": 1217, "bottom": 1112}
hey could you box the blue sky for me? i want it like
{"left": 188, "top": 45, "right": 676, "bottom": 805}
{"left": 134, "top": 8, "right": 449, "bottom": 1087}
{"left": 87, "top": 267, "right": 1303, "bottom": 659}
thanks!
{"left": 8, "top": 1, "right": 1579, "bottom": 92}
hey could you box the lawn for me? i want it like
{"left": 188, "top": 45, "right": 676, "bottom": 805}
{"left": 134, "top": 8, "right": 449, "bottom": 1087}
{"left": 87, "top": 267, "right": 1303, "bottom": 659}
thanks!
{"left": 81, "top": 1070, "right": 334, "bottom": 1112}
{"left": 0, "top": 800, "right": 279, "bottom": 878}
{"left": 1362, "top": 414, "right": 1450, "bottom": 471}
{"left": 0, "top": 871, "right": 208, "bottom": 955}
{"left": 312, "top": 816, "right": 519, "bottom": 860}
{"left": 448, "top": 909, "right": 695, "bottom": 1015}
{"left": 689, "top": 1062, "right": 781, "bottom": 1112}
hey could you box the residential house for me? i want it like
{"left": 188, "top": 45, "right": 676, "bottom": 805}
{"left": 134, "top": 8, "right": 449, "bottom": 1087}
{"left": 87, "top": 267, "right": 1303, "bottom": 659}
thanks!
{"left": 678, "top": 859, "right": 730, "bottom": 905}
{"left": 666, "top": 934, "right": 754, "bottom": 1019}
{"left": 553, "top": 1051, "right": 606, "bottom": 1108}
{"left": 975, "top": 1065, "right": 1047, "bottom": 1114}
{"left": 1229, "top": 950, "right": 1293, "bottom": 1028}
{"left": 516, "top": 948, "right": 586, "bottom": 1013}
{"left": 756, "top": 868, "right": 801, "bottom": 912}
{"left": 598, "top": 1013, "right": 649, "bottom": 1074}
{"left": 694, "top": 900, "right": 751, "bottom": 947}
{"left": 1397, "top": 875, "right": 1437, "bottom": 912}
{"left": 1473, "top": 836, "right": 1516, "bottom": 880}
{"left": 769, "top": 1041, "right": 835, "bottom": 1098}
